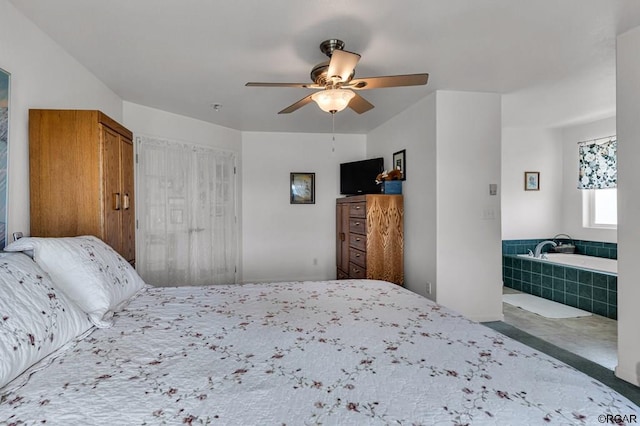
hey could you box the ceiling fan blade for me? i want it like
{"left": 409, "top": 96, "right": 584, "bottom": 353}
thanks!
{"left": 278, "top": 94, "right": 314, "bottom": 114}
{"left": 246, "top": 82, "right": 321, "bottom": 89}
{"left": 348, "top": 93, "right": 374, "bottom": 114}
{"left": 348, "top": 73, "right": 429, "bottom": 90}
{"left": 327, "top": 50, "right": 361, "bottom": 83}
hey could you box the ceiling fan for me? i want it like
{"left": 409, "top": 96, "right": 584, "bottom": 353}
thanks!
{"left": 245, "top": 39, "right": 429, "bottom": 115}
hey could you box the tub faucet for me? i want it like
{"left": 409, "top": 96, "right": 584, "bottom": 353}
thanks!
{"left": 552, "top": 233, "right": 573, "bottom": 245}
{"left": 534, "top": 240, "right": 557, "bottom": 258}
{"left": 552, "top": 233, "right": 572, "bottom": 241}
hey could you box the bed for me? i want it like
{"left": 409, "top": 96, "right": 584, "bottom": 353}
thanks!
{"left": 1, "top": 237, "right": 638, "bottom": 425}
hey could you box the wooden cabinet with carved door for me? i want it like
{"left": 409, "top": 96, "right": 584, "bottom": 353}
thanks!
{"left": 29, "top": 110, "right": 135, "bottom": 263}
{"left": 336, "top": 195, "right": 403, "bottom": 285}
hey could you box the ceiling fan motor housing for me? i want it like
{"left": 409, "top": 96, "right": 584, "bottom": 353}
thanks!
{"left": 310, "top": 61, "right": 331, "bottom": 86}
{"left": 319, "top": 39, "right": 345, "bottom": 56}
{"left": 311, "top": 39, "right": 356, "bottom": 86}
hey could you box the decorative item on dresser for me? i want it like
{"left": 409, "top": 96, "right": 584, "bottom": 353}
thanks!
{"left": 29, "top": 109, "right": 135, "bottom": 264}
{"left": 336, "top": 194, "right": 403, "bottom": 285}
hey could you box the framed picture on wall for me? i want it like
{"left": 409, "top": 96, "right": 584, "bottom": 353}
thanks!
{"left": 392, "top": 149, "right": 406, "bottom": 181}
{"left": 290, "top": 172, "right": 315, "bottom": 204}
{"left": 524, "top": 171, "right": 540, "bottom": 191}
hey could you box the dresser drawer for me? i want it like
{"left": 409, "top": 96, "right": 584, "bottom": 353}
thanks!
{"left": 349, "top": 247, "right": 366, "bottom": 268}
{"left": 349, "top": 262, "right": 366, "bottom": 279}
{"left": 349, "top": 202, "right": 366, "bottom": 218}
{"left": 349, "top": 233, "right": 366, "bottom": 251}
{"left": 349, "top": 218, "right": 366, "bottom": 235}
{"left": 337, "top": 268, "right": 349, "bottom": 280}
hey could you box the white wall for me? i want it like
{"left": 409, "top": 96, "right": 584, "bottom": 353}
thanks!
{"left": 436, "top": 91, "right": 503, "bottom": 322}
{"left": 501, "top": 128, "right": 563, "bottom": 239}
{"left": 242, "top": 131, "right": 366, "bottom": 283}
{"left": 368, "top": 94, "right": 437, "bottom": 299}
{"left": 502, "top": 118, "right": 617, "bottom": 244}
{"left": 368, "top": 91, "right": 502, "bottom": 321}
{"left": 560, "top": 116, "right": 617, "bottom": 243}
{"left": 615, "top": 25, "right": 640, "bottom": 387}
{"left": 0, "top": 0, "right": 123, "bottom": 238}
{"left": 123, "top": 102, "right": 242, "bottom": 153}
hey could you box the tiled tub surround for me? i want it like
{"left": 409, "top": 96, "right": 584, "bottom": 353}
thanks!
{"left": 518, "top": 253, "right": 617, "bottom": 274}
{"left": 502, "top": 239, "right": 617, "bottom": 259}
{"left": 502, "top": 239, "right": 618, "bottom": 320}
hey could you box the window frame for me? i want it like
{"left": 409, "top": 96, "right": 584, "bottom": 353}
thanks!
{"left": 582, "top": 188, "right": 617, "bottom": 229}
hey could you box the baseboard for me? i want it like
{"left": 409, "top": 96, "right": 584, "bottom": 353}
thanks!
{"left": 471, "top": 313, "right": 504, "bottom": 322}
{"left": 615, "top": 365, "right": 640, "bottom": 387}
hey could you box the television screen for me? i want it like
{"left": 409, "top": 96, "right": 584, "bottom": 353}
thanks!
{"left": 340, "top": 157, "right": 384, "bottom": 195}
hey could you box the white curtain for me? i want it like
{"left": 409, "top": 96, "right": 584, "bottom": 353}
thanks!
{"left": 136, "top": 136, "right": 237, "bottom": 287}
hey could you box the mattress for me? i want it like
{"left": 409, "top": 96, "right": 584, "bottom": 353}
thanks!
{"left": 1, "top": 279, "right": 638, "bottom": 424}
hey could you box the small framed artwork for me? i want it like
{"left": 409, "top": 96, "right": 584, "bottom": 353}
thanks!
{"left": 524, "top": 171, "right": 540, "bottom": 191}
{"left": 290, "top": 172, "right": 315, "bottom": 204}
{"left": 392, "top": 149, "right": 406, "bottom": 181}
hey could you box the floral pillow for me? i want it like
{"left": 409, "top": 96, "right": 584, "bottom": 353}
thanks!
{"left": 4, "top": 236, "right": 146, "bottom": 328}
{"left": 0, "top": 252, "right": 93, "bottom": 389}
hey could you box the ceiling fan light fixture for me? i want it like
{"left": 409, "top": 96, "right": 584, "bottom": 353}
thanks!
{"left": 311, "top": 88, "right": 355, "bottom": 113}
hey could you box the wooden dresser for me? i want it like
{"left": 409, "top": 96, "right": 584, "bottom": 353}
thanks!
{"left": 336, "top": 195, "right": 404, "bottom": 285}
{"left": 29, "top": 109, "right": 135, "bottom": 264}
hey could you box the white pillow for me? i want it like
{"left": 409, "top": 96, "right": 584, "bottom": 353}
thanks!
{"left": 0, "top": 252, "right": 93, "bottom": 389}
{"left": 5, "top": 236, "right": 145, "bottom": 328}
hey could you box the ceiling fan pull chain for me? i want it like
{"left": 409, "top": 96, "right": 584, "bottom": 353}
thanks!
{"left": 332, "top": 112, "right": 336, "bottom": 152}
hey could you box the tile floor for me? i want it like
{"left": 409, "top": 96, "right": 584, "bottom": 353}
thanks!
{"left": 502, "top": 286, "right": 618, "bottom": 370}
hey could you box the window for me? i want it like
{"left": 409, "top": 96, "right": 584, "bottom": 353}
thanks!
{"left": 583, "top": 188, "right": 617, "bottom": 228}
{"left": 578, "top": 136, "right": 616, "bottom": 229}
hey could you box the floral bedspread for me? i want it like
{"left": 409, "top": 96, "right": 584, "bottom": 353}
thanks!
{"left": 1, "top": 279, "right": 638, "bottom": 425}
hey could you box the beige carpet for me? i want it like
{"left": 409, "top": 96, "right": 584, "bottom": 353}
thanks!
{"left": 503, "top": 293, "right": 592, "bottom": 319}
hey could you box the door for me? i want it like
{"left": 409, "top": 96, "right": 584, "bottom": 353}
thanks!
{"left": 101, "top": 126, "right": 122, "bottom": 255}
{"left": 101, "top": 126, "right": 135, "bottom": 262}
{"left": 120, "top": 137, "right": 135, "bottom": 262}
{"left": 136, "top": 136, "right": 238, "bottom": 287}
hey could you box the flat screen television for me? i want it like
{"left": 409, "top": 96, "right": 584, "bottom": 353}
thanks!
{"left": 340, "top": 157, "right": 384, "bottom": 195}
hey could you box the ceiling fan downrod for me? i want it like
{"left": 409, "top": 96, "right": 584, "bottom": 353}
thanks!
{"left": 319, "top": 39, "right": 345, "bottom": 57}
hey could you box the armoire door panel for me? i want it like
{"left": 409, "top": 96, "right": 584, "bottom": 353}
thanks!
{"left": 120, "top": 138, "right": 135, "bottom": 262}
{"left": 101, "top": 126, "right": 123, "bottom": 255}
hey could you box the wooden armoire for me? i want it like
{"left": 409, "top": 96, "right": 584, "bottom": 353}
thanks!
{"left": 29, "top": 109, "right": 135, "bottom": 264}
{"left": 336, "top": 195, "right": 404, "bottom": 285}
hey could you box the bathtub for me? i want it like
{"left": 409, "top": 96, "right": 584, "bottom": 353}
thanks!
{"left": 517, "top": 253, "right": 617, "bottom": 275}
{"left": 505, "top": 252, "right": 618, "bottom": 319}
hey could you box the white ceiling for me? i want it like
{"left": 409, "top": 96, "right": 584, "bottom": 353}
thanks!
{"left": 9, "top": 0, "right": 640, "bottom": 134}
